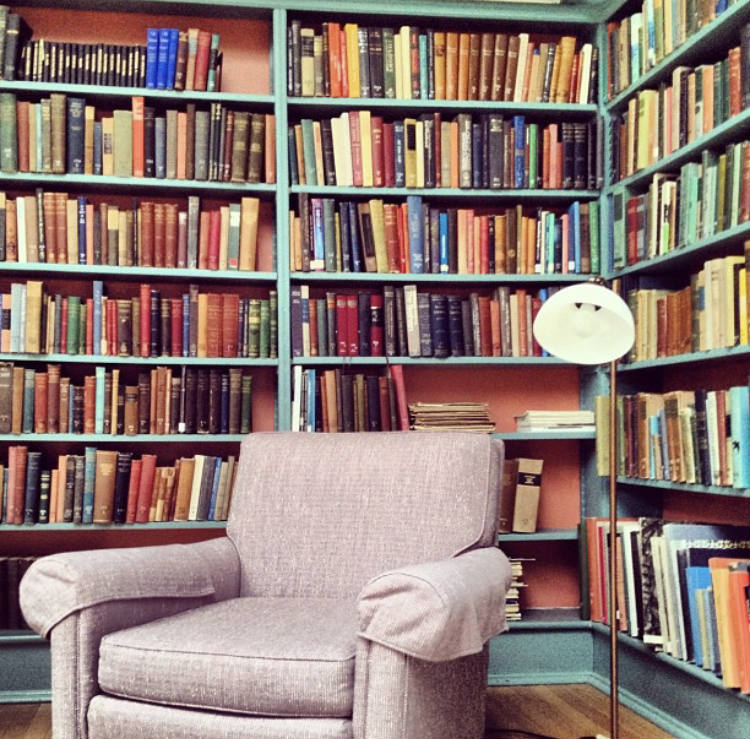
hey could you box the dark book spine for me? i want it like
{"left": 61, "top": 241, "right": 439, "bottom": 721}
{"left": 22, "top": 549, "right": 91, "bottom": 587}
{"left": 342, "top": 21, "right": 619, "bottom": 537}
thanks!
{"left": 137, "top": 372, "right": 150, "bottom": 433}
{"left": 430, "top": 293, "right": 449, "bottom": 358}
{"left": 143, "top": 106, "right": 156, "bottom": 177}
{"left": 66, "top": 97, "right": 86, "bottom": 174}
{"left": 23, "top": 450, "right": 42, "bottom": 524}
{"left": 357, "top": 293, "right": 371, "bottom": 356}
{"left": 365, "top": 374, "right": 381, "bottom": 431}
{"left": 196, "top": 369, "right": 209, "bottom": 433}
{"left": 112, "top": 452, "right": 133, "bottom": 524}
{"left": 417, "top": 291, "right": 433, "bottom": 357}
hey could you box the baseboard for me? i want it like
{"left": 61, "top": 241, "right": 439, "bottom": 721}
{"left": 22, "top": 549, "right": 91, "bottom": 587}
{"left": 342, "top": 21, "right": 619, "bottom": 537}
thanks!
{"left": 488, "top": 670, "right": 594, "bottom": 686}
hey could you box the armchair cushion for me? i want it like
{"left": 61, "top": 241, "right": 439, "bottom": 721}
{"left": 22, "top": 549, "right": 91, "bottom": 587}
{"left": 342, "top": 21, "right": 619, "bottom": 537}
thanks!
{"left": 19, "top": 543, "right": 222, "bottom": 638}
{"left": 357, "top": 547, "right": 511, "bottom": 662}
{"left": 98, "top": 597, "right": 358, "bottom": 719}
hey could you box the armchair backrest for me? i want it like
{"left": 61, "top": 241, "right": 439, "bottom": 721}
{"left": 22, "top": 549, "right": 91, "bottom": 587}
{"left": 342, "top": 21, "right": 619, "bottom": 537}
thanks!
{"left": 226, "top": 432, "right": 503, "bottom": 599}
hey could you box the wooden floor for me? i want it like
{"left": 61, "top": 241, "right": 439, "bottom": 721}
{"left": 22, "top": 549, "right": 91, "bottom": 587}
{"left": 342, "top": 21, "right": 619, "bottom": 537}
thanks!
{"left": 0, "top": 684, "right": 674, "bottom": 739}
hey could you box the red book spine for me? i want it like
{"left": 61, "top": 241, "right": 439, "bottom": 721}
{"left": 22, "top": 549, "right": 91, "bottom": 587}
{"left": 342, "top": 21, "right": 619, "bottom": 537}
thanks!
{"left": 131, "top": 96, "right": 145, "bottom": 178}
{"left": 327, "top": 22, "right": 342, "bottom": 97}
{"left": 153, "top": 203, "right": 165, "bottom": 268}
{"left": 193, "top": 31, "right": 212, "bottom": 92}
{"left": 347, "top": 294, "right": 358, "bottom": 356}
{"left": 135, "top": 454, "right": 157, "bottom": 523}
{"left": 388, "top": 364, "right": 409, "bottom": 431}
{"left": 377, "top": 375, "right": 391, "bottom": 430}
{"left": 140, "top": 201, "right": 154, "bottom": 267}
{"left": 107, "top": 300, "right": 118, "bottom": 356}
{"left": 16, "top": 102, "right": 29, "bottom": 172}
{"left": 396, "top": 204, "right": 407, "bottom": 273}
{"left": 531, "top": 296, "right": 543, "bottom": 356}
{"left": 170, "top": 298, "right": 183, "bottom": 356}
{"left": 85, "top": 298, "right": 94, "bottom": 354}
{"left": 125, "top": 458, "right": 142, "bottom": 524}
{"left": 479, "top": 214, "right": 490, "bottom": 274}
{"left": 164, "top": 204, "right": 178, "bottom": 268}
{"left": 382, "top": 122, "right": 395, "bottom": 188}
{"left": 339, "top": 29, "right": 348, "bottom": 97}
{"left": 626, "top": 196, "right": 638, "bottom": 265}
{"left": 371, "top": 116, "right": 384, "bottom": 187}
{"left": 207, "top": 210, "right": 221, "bottom": 271}
{"left": 336, "top": 294, "right": 348, "bottom": 356}
{"left": 12, "top": 445, "right": 28, "bottom": 524}
{"left": 139, "top": 283, "right": 151, "bottom": 357}
{"left": 370, "top": 293, "right": 383, "bottom": 356}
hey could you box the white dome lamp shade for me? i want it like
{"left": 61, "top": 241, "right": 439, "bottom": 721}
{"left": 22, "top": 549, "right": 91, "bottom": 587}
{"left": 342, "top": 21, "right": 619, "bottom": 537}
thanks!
{"left": 532, "top": 282, "right": 635, "bottom": 365}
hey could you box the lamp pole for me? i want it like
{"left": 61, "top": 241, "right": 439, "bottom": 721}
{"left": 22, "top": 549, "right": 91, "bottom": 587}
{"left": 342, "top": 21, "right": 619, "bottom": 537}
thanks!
{"left": 608, "top": 358, "right": 619, "bottom": 739}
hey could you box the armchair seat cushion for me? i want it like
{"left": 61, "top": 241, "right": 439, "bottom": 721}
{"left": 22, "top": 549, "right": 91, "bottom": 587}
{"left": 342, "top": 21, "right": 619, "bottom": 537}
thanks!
{"left": 98, "top": 597, "right": 358, "bottom": 719}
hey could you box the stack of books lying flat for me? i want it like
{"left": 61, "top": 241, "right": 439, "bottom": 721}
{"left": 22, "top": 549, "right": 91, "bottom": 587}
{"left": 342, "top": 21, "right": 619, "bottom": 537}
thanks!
{"left": 505, "top": 557, "right": 532, "bottom": 622}
{"left": 408, "top": 402, "right": 495, "bottom": 432}
{"left": 515, "top": 409, "right": 595, "bottom": 431}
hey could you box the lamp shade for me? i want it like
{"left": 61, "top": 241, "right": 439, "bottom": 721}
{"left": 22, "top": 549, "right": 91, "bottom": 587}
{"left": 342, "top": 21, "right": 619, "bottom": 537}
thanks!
{"left": 532, "top": 282, "right": 635, "bottom": 365}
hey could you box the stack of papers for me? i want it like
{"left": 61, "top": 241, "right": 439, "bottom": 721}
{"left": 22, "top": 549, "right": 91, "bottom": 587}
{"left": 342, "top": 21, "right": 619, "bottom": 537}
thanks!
{"left": 515, "top": 410, "right": 595, "bottom": 431}
{"left": 409, "top": 402, "right": 496, "bottom": 432}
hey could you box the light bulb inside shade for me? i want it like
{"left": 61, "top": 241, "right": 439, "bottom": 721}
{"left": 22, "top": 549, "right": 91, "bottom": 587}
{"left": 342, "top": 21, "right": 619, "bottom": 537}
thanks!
{"left": 532, "top": 283, "right": 635, "bottom": 365}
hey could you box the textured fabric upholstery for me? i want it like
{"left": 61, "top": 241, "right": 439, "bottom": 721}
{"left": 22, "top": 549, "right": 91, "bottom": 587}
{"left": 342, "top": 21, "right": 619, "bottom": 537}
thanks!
{"left": 20, "top": 432, "right": 510, "bottom": 739}
{"left": 87, "top": 696, "right": 353, "bottom": 739}
{"left": 99, "top": 597, "right": 357, "bottom": 718}
{"left": 227, "top": 432, "right": 502, "bottom": 599}
{"left": 20, "top": 538, "right": 240, "bottom": 637}
{"left": 358, "top": 548, "right": 511, "bottom": 661}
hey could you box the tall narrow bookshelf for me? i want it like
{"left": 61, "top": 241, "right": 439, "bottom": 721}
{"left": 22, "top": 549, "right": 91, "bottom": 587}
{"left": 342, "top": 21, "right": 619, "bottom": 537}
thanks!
{"left": 0, "top": 2, "right": 748, "bottom": 738}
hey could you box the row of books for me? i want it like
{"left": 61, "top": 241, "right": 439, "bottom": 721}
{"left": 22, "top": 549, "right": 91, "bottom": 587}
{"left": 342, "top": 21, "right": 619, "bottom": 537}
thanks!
{"left": 1, "top": 93, "right": 276, "bottom": 184}
{"left": 3, "top": 281, "right": 278, "bottom": 360}
{"left": 605, "top": 0, "right": 744, "bottom": 98}
{"left": 610, "top": 42, "right": 748, "bottom": 183}
{"left": 610, "top": 140, "right": 750, "bottom": 268}
{"left": 0, "top": 557, "right": 35, "bottom": 630}
{"left": 585, "top": 517, "right": 750, "bottom": 692}
{"left": 0, "top": 192, "right": 262, "bottom": 271}
{"left": 289, "top": 112, "right": 601, "bottom": 191}
{"left": 291, "top": 195, "right": 599, "bottom": 276}
{"left": 624, "top": 250, "right": 749, "bottom": 361}
{"left": 290, "top": 284, "right": 554, "bottom": 359}
{"left": 505, "top": 558, "right": 530, "bottom": 621}
{"left": 288, "top": 21, "right": 598, "bottom": 105}
{"left": 2, "top": 447, "right": 238, "bottom": 525}
{"left": 595, "top": 385, "right": 750, "bottom": 489}
{"left": 408, "top": 401, "right": 495, "bottom": 433}
{"left": 0, "top": 363, "right": 254, "bottom": 437}
{"left": 0, "top": 7, "right": 27, "bottom": 81}
{"left": 290, "top": 364, "right": 409, "bottom": 434}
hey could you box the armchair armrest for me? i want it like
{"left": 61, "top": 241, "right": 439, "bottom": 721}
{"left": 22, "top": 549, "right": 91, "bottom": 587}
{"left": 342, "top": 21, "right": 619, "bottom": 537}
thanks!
{"left": 357, "top": 547, "right": 512, "bottom": 662}
{"left": 20, "top": 537, "right": 241, "bottom": 638}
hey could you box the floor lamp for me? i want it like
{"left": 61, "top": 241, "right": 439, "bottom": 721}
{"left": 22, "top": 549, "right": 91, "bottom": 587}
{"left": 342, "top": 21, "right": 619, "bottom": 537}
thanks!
{"left": 532, "top": 281, "right": 635, "bottom": 739}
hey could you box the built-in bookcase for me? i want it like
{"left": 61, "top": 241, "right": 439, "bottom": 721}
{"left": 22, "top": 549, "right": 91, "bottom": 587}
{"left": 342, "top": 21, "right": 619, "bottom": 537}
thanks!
{"left": 0, "top": 1, "right": 748, "bottom": 737}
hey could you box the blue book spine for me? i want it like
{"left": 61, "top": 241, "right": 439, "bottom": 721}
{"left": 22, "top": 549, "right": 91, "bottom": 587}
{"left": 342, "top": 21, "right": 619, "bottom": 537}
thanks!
{"left": 306, "top": 368, "right": 316, "bottom": 431}
{"left": 94, "top": 367, "right": 105, "bottom": 434}
{"left": 166, "top": 28, "right": 179, "bottom": 89}
{"left": 730, "top": 385, "right": 750, "bottom": 488}
{"left": 156, "top": 28, "right": 171, "bottom": 89}
{"left": 154, "top": 116, "right": 166, "bottom": 178}
{"left": 22, "top": 369, "right": 34, "bottom": 433}
{"left": 145, "top": 28, "right": 159, "bottom": 88}
{"left": 439, "top": 211, "right": 449, "bottom": 273}
{"left": 648, "top": 414, "right": 659, "bottom": 478}
{"left": 545, "top": 213, "right": 555, "bottom": 273}
{"left": 77, "top": 196, "right": 87, "bottom": 264}
{"left": 418, "top": 34, "right": 428, "bottom": 100}
{"left": 182, "top": 293, "right": 190, "bottom": 357}
{"left": 68, "top": 383, "right": 74, "bottom": 431}
{"left": 82, "top": 446, "right": 97, "bottom": 524}
{"left": 658, "top": 407, "right": 670, "bottom": 480}
{"left": 207, "top": 456, "right": 223, "bottom": 520}
{"left": 311, "top": 198, "right": 325, "bottom": 265}
{"left": 685, "top": 567, "right": 712, "bottom": 668}
{"left": 406, "top": 195, "right": 424, "bottom": 273}
{"left": 513, "top": 116, "right": 525, "bottom": 189}
{"left": 92, "top": 280, "right": 103, "bottom": 356}
{"left": 93, "top": 121, "right": 103, "bottom": 176}
{"left": 347, "top": 202, "right": 362, "bottom": 273}
{"left": 393, "top": 121, "right": 405, "bottom": 187}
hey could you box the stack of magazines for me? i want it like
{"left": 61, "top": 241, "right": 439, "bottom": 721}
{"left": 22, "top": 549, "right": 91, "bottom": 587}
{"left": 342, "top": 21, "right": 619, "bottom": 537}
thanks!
{"left": 515, "top": 409, "right": 594, "bottom": 431}
{"left": 408, "top": 402, "right": 495, "bottom": 432}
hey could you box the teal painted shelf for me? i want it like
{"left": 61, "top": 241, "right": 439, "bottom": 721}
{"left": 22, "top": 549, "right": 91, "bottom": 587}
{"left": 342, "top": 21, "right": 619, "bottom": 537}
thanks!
{"left": 607, "top": 221, "right": 750, "bottom": 279}
{"left": 0, "top": 263, "right": 278, "bottom": 282}
{"left": 291, "top": 271, "right": 589, "bottom": 284}
{"left": 0, "top": 172, "right": 276, "bottom": 195}
{"left": 498, "top": 528, "right": 579, "bottom": 542}
{"left": 605, "top": 0, "right": 750, "bottom": 112}
{"left": 0, "top": 353, "right": 277, "bottom": 366}
{"left": 290, "top": 185, "right": 600, "bottom": 201}
{"left": 493, "top": 430, "right": 596, "bottom": 440}
{"left": 291, "top": 355, "right": 569, "bottom": 365}
{"left": 0, "top": 80, "right": 275, "bottom": 106}
{"left": 288, "top": 98, "right": 599, "bottom": 116}
{"left": 616, "top": 476, "right": 750, "bottom": 499}
{"left": 509, "top": 608, "right": 587, "bottom": 630}
{"left": 0, "top": 433, "right": 245, "bottom": 442}
{"left": 593, "top": 622, "right": 750, "bottom": 700}
{"left": 0, "top": 520, "right": 227, "bottom": 530}
{"left": 618, "top": 345, "right": 750, "bottom": 371}
{"left": 605, "top": 107, "right": 750, "bottom": 193}
{"left": 0, "top": 631, "right": 42, "bottom": 644}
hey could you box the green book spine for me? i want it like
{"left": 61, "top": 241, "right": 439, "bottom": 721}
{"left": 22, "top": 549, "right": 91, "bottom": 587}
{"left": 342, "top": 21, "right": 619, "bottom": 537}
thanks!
{"left": 589, "top": 199, "right": 600, "bottom": 275}
{"left": 259, "top": 298, "right": 270, "bottom": 358}
{"left": 82, "top": 445, "right": 97, "bottom": 524}
{"left": 227, "top": 202, "right": 241, "bottom": 270}
{"left": 382, "top": 28, "right": 396, "bottom": 99}
{"left": 67, "top": 296, "right": 81, "bottom": 355}
{"left": 0, "top": 93, "right": 18, "bottom": 173}
{"left": 527, "top": 123, "right": 538, "bottom": 189}
{"left": 269, "top": 289, "right": 278, "bottom": 359}
{"left": 247, "top": 298, "right": 261, "bottom": 358}
{"left": 300, "top": 118, "right": 318, "bottom": 186}
{"left": 322, "top": 198, "right": 337, "bottom": 272}
{"left": 240, "top": 374, "right": 252, "bottom": 433}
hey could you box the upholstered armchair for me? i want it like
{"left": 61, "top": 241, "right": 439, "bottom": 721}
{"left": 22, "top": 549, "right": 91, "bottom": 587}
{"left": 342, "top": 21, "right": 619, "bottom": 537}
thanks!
{"left": 20, "top": 432, "right": 512, "bottom": 739}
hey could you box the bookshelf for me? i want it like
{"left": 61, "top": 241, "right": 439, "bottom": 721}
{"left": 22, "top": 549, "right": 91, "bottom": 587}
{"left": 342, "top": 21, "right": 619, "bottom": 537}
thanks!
{"left": 0, "top": 1, "right": 748, "bottom": 737}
